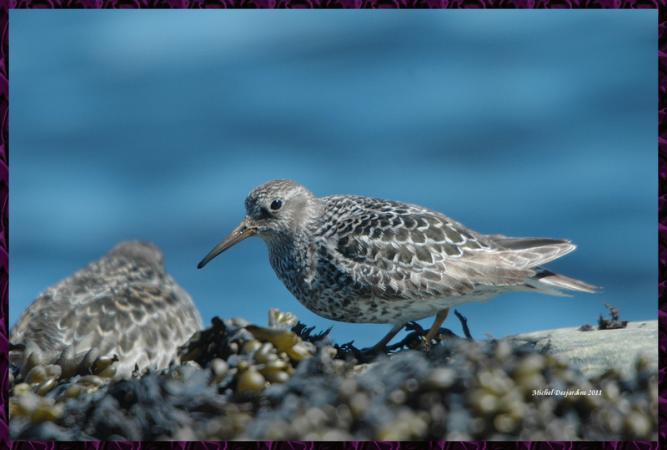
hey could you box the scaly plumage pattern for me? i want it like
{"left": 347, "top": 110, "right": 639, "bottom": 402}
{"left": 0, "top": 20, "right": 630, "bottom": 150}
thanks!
{"left": 11, "top": 241, "right": 203, "bottom": 378}
{"left": 199, "top": 180, "right": 597, "bottom": 330}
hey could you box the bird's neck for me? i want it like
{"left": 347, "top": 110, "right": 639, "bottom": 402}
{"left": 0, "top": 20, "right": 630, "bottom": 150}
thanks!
{"left": 264, "top": 212, "right": 320, "bottom": 300}
{"left": 265, "top": 224, "right": 312, "bottom": 264}
{"left": 266, "top": 229, "right": 312, "bottom": 298}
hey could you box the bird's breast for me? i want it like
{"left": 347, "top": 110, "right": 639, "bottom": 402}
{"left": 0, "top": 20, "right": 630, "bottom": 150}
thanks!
{"left": 267, "top": 237, "right": 316, "bottom": 301}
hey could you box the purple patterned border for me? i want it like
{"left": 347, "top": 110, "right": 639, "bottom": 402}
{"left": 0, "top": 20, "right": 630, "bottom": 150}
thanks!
{"left": 2, "top": 1, "right": 662, "bottom": 7}
{"left": 0, "top": 2, "right": 662, "bottom": 449}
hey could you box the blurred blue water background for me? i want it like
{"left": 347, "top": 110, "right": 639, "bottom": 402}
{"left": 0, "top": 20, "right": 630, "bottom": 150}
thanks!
{"left": 9, "top": 10, "right": 656, "bottom": 346}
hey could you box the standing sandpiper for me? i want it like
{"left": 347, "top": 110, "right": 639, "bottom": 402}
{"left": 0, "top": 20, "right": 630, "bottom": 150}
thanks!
{"left": 198, "top": 180, "right": 597, "bottom": 351}
{"left": 11, "top": 241, "right": 203, "bottom": 378}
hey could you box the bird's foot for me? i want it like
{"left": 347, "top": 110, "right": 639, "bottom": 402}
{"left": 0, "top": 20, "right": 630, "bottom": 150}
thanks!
{"left": 421, "top": 338, "right": 433, "bottom": 352}
{"left": 385, "top": 322, "right": 427, "bottom": 352}
{"left": 393, "top": 320, "right": 437, "bottom": 352}
{"left": 420, "top": 328, "right": 461, "bottom": 351}
{"left": 419, "top": 309, "right": 474, "bottom": 352}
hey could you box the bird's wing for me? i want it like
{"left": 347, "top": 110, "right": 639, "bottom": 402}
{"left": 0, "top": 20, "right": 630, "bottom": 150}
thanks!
{"left": 483, "top": 234, "right": 576, "bottom": 269}
{"left": 317, "top": 196, "right": 538, "bottom": 301}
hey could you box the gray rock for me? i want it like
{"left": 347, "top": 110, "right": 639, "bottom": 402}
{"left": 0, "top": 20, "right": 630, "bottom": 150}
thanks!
{"left": 507, "top": 320, "right": 657, "bottom": 378}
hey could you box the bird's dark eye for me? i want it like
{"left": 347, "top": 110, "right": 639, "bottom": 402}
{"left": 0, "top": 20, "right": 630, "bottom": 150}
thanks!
{"left": 270, "top": 199, "right": 283, "bottom": 211}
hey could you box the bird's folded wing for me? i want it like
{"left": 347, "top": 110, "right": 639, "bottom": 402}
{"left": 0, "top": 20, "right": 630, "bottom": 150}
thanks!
{"left": 319, "top": 197, "right": 534, "bottom": 300}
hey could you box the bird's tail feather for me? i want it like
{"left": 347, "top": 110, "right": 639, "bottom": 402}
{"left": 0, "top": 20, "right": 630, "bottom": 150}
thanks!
{"left": 531, "top": 269, "right": 599, "bottom": 296}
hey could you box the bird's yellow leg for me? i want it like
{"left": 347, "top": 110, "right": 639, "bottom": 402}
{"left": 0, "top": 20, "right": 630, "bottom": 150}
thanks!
{"left": 423, "top": 308, "right": 450, "bottom": 351}
{"left": 369, "top": 323, "right": 405, "bottom": 353}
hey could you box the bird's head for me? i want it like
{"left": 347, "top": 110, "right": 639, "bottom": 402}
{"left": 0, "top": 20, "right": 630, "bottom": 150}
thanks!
{"left": 197, "top": 179, "right": 317, "bottom": 269}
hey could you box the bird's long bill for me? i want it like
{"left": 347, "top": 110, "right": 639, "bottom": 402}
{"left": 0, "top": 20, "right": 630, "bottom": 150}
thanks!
{"left": 197, "top": 219, "right": 256, "bottom": 269}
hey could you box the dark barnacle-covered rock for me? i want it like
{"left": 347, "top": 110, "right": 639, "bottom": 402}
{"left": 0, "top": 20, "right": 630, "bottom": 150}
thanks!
{"left": 243, "top": 335, "right": 657, "bottom": 440}
{"left": 9, "top": 307, "right": 658, "bottom": 441}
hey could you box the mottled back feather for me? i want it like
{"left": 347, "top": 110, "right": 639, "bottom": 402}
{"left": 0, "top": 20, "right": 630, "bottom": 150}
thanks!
{"left": 314, "top": 196, "right": 543, "bottom": 302}
{"left": 10, "top": 241, "right": 203, "bottom": 378}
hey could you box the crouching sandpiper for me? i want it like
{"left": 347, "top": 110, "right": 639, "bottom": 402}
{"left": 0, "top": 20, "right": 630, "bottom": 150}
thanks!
{"left": 198, "top": 180, "right": 597, "bottom": 351}
{"left": 11, "top": 241, "right": 203, "bottom": 379}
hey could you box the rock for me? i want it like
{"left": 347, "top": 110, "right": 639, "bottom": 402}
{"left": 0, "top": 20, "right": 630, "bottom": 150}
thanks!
{"left": 507, "top": 320, "right": 657, "bottom": 378}
{"left": 9, "top": 312, "right": 658, "bottom": 441}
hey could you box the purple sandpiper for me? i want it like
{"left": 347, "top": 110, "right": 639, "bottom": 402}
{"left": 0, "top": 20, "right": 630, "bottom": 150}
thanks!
{"left": 198, "top": 180, "right": 597, "bottom": 351}
{"left": 11, "top": 241, "right": 202, "bottom": 378}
